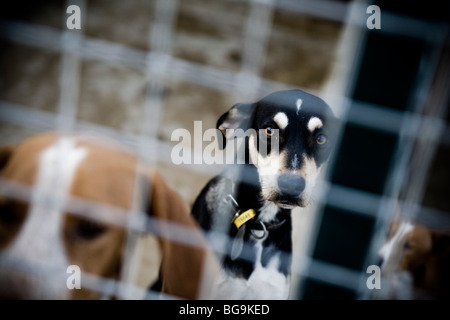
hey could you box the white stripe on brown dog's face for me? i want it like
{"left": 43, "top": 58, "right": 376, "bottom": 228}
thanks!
{"left": 4, "top": 136, "right": 87, "bottom": 299}
{"left": 307, "top": 117, "right": 323, "bottom": 132}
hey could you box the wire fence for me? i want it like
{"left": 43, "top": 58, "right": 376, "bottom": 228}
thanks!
{"left": 0, "top": 0, "right": 449, "bottom": 300}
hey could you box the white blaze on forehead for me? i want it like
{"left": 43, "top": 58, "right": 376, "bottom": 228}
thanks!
{"left": 5, "top": 136, "right": 87, "bottom": 299}
{"left": 296, "top": 99, "right": 303, "bottom": 115}
{"left": 307, "top": 117, "right": 323, "bottom": 132}
{"left": 273, "top": 112, "right": 289, "bottom": 130}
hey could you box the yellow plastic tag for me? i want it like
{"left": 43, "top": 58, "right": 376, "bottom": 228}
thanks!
{"left": 233, "top": 209, "right": 256, "bottom": 229}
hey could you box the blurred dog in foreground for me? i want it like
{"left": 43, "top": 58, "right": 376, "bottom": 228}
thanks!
{"left": 0, "top": 132, "right": 216, "bottom": 299}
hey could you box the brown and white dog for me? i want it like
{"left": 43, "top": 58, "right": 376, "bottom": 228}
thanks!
{"left": 0, "top": 132, "right": 216, "bottom": 299}
{"left": 378, "top": 218, "right": 450, "bottom": 299}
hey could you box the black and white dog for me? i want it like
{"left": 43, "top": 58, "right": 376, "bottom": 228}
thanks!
{"left": 192, "top": 89, "right": 336, "bottom": 299}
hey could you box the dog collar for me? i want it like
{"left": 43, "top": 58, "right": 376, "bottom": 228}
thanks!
{"left": 233, "top": 209, "right": 256, "bottom": 229}
{"left": 225, "top": 194, "right": 287, "bottom": 260}
{"left": 225, "top": 194, "right": 286, "bottom": 232}
{"left": 226, "top": 195, "right": 256, "bottom": 229}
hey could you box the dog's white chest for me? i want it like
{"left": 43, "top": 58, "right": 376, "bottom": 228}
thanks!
{"left": 212, "top": 241, "right": 290, "bottom": 299}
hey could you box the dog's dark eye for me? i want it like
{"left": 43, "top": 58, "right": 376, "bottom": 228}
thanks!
{"left": 403, "top": 241, "right": 412, "bottom": 250}
{"left": 316, "top": 134, "right": 327, "bottom": 145}
{"left": 265, "top": 127, "right": 275, "bottom": 137}
{"left": 73, "top": 219, "right": 106, "bottom": 240}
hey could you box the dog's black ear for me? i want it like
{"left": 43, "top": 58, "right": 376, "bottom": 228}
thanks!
{"left": 216, "top": 103, "right": 255, "bottom": 150}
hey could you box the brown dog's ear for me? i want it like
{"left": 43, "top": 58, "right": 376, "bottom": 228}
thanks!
{"left": 0, "top": 145, "right": 13, "bottom": 171}
{"left": 216, "top": 103, "right": 255, "bottom": 150}
{"left": 146, "top": 171, "right": 210, "bottom": 299}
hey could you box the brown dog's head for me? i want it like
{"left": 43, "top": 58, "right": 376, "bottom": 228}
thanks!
{"left": 379, "top": 219, "right": 450, "bottom": 299}
{"left": 0, "top": 132, "right": 211, "bottom": 299}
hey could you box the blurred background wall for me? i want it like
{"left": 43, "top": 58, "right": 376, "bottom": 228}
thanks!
{"left": 0, "top": 0, "right": 347, "bottom": 205}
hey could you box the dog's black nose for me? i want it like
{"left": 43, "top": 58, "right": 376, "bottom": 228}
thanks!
{"left": 277, "top": 174, "right": 305, "bottom": 197}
